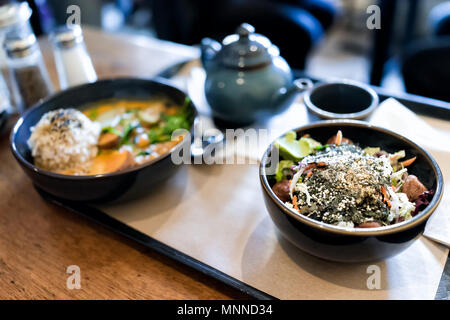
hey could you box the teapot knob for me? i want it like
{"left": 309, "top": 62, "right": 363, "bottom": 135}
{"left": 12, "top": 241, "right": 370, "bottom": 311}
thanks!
{"left": 236, "top": 23, "right": 255, "bottom": 38}
{"left": 200, "top": 38, "right": 222, "bottom": 69}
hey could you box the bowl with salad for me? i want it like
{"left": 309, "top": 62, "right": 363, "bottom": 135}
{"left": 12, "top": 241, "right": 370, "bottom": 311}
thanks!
{"left": 259, "top": 120, "right": 443, "bottom": 262}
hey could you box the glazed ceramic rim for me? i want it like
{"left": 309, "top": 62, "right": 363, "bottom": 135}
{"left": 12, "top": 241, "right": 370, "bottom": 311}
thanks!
{"left": 304, "top": 80, "right": 379, "bottom": 120}
{"left": 10, "top": 77, "right": 197, "bottom": 181}
{"left": 259, "top": 120, "right": 444, "bottom": 237}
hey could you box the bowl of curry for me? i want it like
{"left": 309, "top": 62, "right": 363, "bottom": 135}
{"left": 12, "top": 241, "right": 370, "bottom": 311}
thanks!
{"left": 11, "top": 78, "right": 197, "bottom": 202}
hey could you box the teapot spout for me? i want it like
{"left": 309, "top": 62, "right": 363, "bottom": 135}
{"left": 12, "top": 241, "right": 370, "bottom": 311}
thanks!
{"left": 288, "top": 78, "right": 314, "bottom": 96}
{"left": 200, "top": 38, "right": 222, "bottom": 70}
{"left": 277, "top": 78, "right": 314, "bottom": 108}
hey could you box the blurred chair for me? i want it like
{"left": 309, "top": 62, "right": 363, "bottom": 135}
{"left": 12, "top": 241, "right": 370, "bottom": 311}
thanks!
{"left": 152, "top": 0, "right": 338, "bottom": 69}
{"left": 277, "top": 0, "right": 337, "bottom": 30}
{"left": 399, "top": 3, "right": 450, "bottom": 102}
{"left": 400, "top": 38, "right": 450, "bottom": 102}
{"left": 429, "top": 1, "right": 450, "bottom": 36}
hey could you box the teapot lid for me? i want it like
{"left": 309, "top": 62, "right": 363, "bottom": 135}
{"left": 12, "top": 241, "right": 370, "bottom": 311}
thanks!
{"left": 219, "top": 23, "right": 279, "bottom": 69}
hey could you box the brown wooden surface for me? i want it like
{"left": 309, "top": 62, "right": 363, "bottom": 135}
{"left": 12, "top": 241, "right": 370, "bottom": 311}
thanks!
{"left": 0, "top": 28, "right": 248, "bottom": 299}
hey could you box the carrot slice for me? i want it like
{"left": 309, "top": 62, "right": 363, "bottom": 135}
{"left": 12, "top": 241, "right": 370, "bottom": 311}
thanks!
{"left": 380, "top": 185, "right": 388, "bottom": 200}
{"left": 336, "top": 130, "right": 343, "bottom": 145}
{"left": 380, "top": 185, "right": 392, "bottom": 208}
{"left": 136, "top": 134, "right": 150, "bottom": 148}
{"left": 292, "top": 195, "right": 299, "bottom": 212}
{"left": 400, "top": 156, "right": 416, "bottom": 167}
{"left": 306, "top": 171, "right": 313, "bottom": 179}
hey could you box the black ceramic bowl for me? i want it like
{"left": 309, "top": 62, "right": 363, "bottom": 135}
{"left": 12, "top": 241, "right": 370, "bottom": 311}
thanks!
{"left": 260, "top": 120, "right": 443, "bottom": 262}
{"left": 304, "top": 80, "right": 379, "bottom": 120}
{"left": 10, "top": 78, "right": 197, "bottom": 203}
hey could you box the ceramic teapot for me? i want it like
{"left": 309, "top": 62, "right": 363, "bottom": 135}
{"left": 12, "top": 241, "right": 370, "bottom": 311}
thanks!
{"left": 201, "top": 23, "right": 311, "bottom": 125}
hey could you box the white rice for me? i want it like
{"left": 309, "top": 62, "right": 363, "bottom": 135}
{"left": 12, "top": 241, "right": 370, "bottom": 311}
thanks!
{"left": 27, "top": 108, "right": 101, "bottom": 172}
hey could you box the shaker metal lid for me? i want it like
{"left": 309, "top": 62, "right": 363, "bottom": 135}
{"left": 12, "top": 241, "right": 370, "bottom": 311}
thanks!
{"left": 50, "top": 24, "right": 83, "bottom": 49}
{"left": 0, "top": 2, "right": 32, "bottom": 29}
{"left": 219, "top": 23, "right": 279, "bottom": 69}
{"left": 4, "top": 33, "right": 37, "bottom": 58}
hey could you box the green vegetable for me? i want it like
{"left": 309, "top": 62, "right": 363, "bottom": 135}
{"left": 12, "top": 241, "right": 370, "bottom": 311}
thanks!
{"left": 137, "top": 151, "right": 151, "bottom": 156}
{"left": 126, "top": 108, "right": 140, "bottom": 114}
{"left": 180, "top": 96, "right": 194, "bottom": 123}
{"left": 274, "top": 131, "right": 322, "bottom": 161}
{"left": 102, "top": 126, "right": 122, "bottom": 136}
{"left": 147, "top": 128, "right": 171, "bottom": 144}
{"left": 102, "top": 124, "right": 137, "bottom": 146}
{"left": 88, "top": 108, "right": 98, "bottom": 120}
{"left": 275, "top": 160, "right": 294, "bottom": 182}
{"left": 121, "top": 122, "right": 139, "bottom": 144}
{"left": 390, "top": 150, "right": 406, "bottom": 171}
{"left": 315, "top": 144, "right": 330, "bottom": 151}
{"left": 391, "top": 150, "right": 406, "bottom": 161}
{"left": 161, "top": 114, "right": 190, "bottom": 134}
{"left": 391, "top": 168, "right": 407, "bottom": 187}
{"left": 363, "top": 147, "right": 380, "bottom": 156}
{"left": 181, "top": 97, "right": 191, "bottom": 112}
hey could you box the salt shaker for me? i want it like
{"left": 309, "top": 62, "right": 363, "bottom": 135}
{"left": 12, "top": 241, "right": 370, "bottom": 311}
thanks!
{"left": 50, "top": 25, "right": 97, "bottom": 89}
{"left": 4, "top": 33, "right": 54, "bottom": 110}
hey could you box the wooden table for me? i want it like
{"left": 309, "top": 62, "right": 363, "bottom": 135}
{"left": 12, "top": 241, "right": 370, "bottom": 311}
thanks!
{"left": 0, "top": 28, "right": 248, "bottom": 299}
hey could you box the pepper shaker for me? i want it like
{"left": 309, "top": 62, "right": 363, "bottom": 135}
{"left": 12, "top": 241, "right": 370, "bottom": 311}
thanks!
{"left": 50, "top": 25, "right": 97, "bottom": 89}
{"left": 4, "top": 33, "right": 54, "bottom": 111}
{"left": 0, "top": 2, "right": 34, "bottom": 112}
